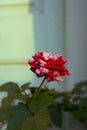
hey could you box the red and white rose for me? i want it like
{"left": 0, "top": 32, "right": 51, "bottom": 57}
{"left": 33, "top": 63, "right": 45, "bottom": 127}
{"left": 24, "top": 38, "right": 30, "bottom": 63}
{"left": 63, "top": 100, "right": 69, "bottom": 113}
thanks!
{"left": 28, "top": 52, "right": 70, "bottom": 82}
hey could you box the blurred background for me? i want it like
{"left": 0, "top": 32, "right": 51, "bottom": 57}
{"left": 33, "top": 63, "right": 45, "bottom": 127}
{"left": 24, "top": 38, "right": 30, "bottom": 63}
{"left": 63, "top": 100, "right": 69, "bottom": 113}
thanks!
{"left": 0, "top": 0, "right": 87, "bottom": 130}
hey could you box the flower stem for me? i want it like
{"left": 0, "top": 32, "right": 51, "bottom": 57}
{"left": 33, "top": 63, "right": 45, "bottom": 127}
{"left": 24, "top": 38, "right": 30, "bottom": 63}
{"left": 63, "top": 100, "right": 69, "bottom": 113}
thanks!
{"left": 33, "top": 77, "right": 46, "bottom": 97}
{"left": 38, "top": 77, "right": 46, "bottom": 89}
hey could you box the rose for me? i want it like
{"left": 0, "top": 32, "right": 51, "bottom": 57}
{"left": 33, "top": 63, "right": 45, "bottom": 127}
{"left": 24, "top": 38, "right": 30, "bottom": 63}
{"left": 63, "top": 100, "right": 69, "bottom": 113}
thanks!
{"left": 28, "top": 52, "right": 70, "bottom": 82}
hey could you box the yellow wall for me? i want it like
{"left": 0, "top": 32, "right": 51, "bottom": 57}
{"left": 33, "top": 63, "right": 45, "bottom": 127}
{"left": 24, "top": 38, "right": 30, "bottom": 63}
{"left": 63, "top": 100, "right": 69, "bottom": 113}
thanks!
{"left": 0, "top": 0, "right": 35, "bottom": 83}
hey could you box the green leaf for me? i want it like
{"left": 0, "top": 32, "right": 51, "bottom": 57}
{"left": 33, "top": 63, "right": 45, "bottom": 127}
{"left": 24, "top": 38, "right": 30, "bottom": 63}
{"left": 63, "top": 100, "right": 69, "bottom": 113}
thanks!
{"left": 21, "top": 82, "right": 31, "bottom": 91}
{"left": 14, "top": 92, "right": 28, "bottom": 101}
{"left": 72, "top": 109, "right": 87, "bottom": 122}
{"left": 0, "top": 82, "right": 29, "bottom": 102}
{"left": 72, "top": 86, "right": 84, "bottom": 95}
{"left": 48, "top": 105, "right": 63, "bottom": 127}
{"left": 6, "top": 103, "right": 28, "bottom": 130}
{"left": 76, "top": 80, "right": 87, "bottom": 86}
{"left": 71, "top": 101, "right": 87, "bottom": 122}
{"left": 0, "top": 97, "right": 12, "bottom": 122}
{"left": 27, "top": 93, "right": 53, "bottom": 112}
{"left": 80, "top": 98, "right": 87, "bottom": 108}
{"left": 63, "top": 99, "right": 74, "bottom": 111}
{"left": 0, "top": 82, "right": 20, "bottom": 99}
{"left": 1, "top": 97, "right": 11, "bottom": 107}
{"left": 0, "top": 106, "right": 12, "bottom": 122}
{"left": 22, "top": 112, "right": 50, "bottom": 130}
{"left": 73, "top": 80, "right": 87, "bottom": 95}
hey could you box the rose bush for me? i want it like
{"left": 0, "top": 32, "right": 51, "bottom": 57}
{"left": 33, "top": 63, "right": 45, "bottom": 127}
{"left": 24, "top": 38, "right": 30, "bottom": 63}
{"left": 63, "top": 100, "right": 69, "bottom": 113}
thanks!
{"left": 0, "top": 52, "right": 71, "bottom": 130}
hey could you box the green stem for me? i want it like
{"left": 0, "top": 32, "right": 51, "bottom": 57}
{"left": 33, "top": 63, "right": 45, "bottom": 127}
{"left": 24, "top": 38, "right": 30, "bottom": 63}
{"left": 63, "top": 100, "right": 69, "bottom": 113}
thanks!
{"left": 33, "top": 77, "right": 46, "bottom": 97}
{"left": 38, "top": 77, "right": 46, "bottom": 89}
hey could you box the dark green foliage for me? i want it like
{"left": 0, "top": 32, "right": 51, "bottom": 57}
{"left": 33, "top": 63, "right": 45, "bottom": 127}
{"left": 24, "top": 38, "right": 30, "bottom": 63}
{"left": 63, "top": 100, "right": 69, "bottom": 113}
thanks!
{"left": 21, "top": 82, "right": 31, "bottom": 91}
{"left": 0, "top": 82, "right": 19, "bottom": 100}
{"left": 0, "top": 80, "right": 87, "bottom": 129}
{"left": 0, "top": 105, "right": 12, "bottom": 122}
{"left": 27, "top": 92, "right": 53, "bottom": 113}
{"left": 71, "top": 80, "right": 87, "bottom": 127}
{"left": 48, "top": 104, "right": 63, "bottom": 127}
{"left": 72, "top": 80, "right": 87, "bottom": 94}
{"left": 0, "top": 82, "right": 53, "bottom": 130}
{"left": 22, "top": 112, "right": 50, "bottom": 130}
{"left": 6, "top": 103, "right": 28, "bottom": 130}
